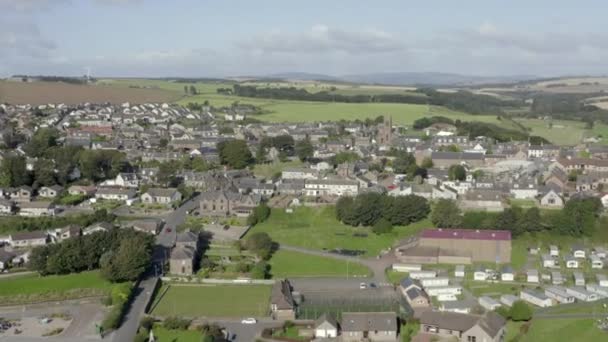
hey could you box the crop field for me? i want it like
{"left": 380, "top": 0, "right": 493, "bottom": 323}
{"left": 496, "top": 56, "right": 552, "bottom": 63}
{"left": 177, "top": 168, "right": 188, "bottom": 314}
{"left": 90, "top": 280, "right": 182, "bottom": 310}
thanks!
{"left": 247, "top": 206, "right": 431, "bottom": 257}
{"left": 0, "top": 81, "right": 180, "bottom": 105}
{"left": 150, "top": 284, "right": 271, "bottom": 318}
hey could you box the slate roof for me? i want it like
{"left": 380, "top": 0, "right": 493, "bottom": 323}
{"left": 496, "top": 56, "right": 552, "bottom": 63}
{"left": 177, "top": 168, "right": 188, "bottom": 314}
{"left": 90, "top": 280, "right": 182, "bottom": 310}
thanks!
{"left": 341, "top": 312, "right": 397, "bottom": 332}
{"left": 271, "top": 279, "right": 295, "bottom": 310}
{"left": 421, "top": 228, "right": 511, "bottom": 241}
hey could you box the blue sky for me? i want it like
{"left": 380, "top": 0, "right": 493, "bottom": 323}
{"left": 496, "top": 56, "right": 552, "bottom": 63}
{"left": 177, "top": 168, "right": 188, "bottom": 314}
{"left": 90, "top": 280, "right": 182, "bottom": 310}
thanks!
{"left": 1, "top": 0, "right": 607, "bottom": 77}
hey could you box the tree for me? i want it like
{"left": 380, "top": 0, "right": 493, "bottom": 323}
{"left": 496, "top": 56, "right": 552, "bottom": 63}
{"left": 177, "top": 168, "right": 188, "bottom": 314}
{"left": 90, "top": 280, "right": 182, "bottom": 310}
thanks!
{"left": 0, "top": 155, "right": 29, "bottom": 187}
{"left": 250, "top": 261, "right": 269, "bottom": 279}
{"left": 101, "top": 235, "right": 153, "bottom": 282}
{"left": 24, "top": 128, "right": 59, "bottom": 157}
{"left": 516, "top": 207, "right": 541, "bottom": 234}
{"left": 244, "top": 232, "right": 274, "bottom": 260}
{"left": 510, "top": 301, "right": 533, "bottom": 321}
{"left": 33, "top": 159, "right": 56, "bottom": 187}
{"left": 421, "top": 157, "right": 434, "bottom": 169}
{"left": 295, "top": 138, "right": 314, "bottom": 161}
{"left": 184, "top": 85, "right": 189, "bottom": 94}
{"left": 392, "top": 151, "right": 416, "bottom": 174}
{"left": 431, "top": 199, "right": 462, "bottom": 228}
{"left": 372, "top": 218, "right": 393, "bottom": 234}
{"left": 495, "top": 207, "right": 521, "bottom": 234}
{"left": 333, "top": 152, "right": 360, "bottom": 164}
{"left": 555, "top": 197, "right": 601, "bottom": 236}
{"left": 217, "top": 140, "right": 253, "bottom": 169}
{"left": 448, "top": 164, "right": 466, "bottom": 181}
{"left": 247, "top": 203, "right": 271, "bottom": 226}
{"left": 189, "top": 85, "right": 197, "bottom": 95}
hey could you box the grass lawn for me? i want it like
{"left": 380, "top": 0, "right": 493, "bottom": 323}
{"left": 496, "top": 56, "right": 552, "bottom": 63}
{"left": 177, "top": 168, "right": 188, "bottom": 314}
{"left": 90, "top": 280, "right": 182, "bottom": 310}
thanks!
{"left": 0, "top": 271, "right": 114, "bottom": 304}
{"left": 514, "top": 118, "right": 587, "bottom": 145}
{"left": 253, "top": 160, "right": 303, "bottom": 179}
{"left": 150, "top": 284, "right": 271, "bottom": 318}
{"left": 463, "top": 280, "right": 532, "bottom": 297}
{"left": 248, "top": 206, "right": 432, "bottom": 257}
{"left": 386, "top": 270, "right": 408, "bottom": 285}
{"left": 268, "top": 250, "right": 371, "bottom": 278}
{"left": 506, "top": 319, "right": 608, "bottom": 342}
{"left": 152, "top": 325, "right": 203, "bottom": 342}
{"left": 536, "top": 299, "right": 608, "bottom": 315}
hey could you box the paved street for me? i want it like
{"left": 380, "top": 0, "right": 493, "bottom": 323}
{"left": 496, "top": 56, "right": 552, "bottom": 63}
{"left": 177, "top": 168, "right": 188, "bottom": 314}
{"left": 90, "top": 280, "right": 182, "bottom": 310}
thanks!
{"left": 213, "top": 320, "right": 282, "bottom": 342}
{"left": 109, "top": 277, "right": 158, "bottom": 342}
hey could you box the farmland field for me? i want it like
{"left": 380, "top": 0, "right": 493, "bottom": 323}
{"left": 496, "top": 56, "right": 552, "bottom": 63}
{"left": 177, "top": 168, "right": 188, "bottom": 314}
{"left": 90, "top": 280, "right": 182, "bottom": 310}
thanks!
{"left": 150, "top": 284, "right": 271, "bottom": 318}
{"left": 506, "top": 319, "right": 608, "bottom": 342}
{"left": 514, "top": 118, "right": 587, "bottom": 145}
{"left": 0, "top": 81, "right": 180, "bottom": 105}
{"left": 247, "top": 206, "right": 431, "bottom": 257}
{"left": 269, "top": 250, "right": 371, "bottom": 278}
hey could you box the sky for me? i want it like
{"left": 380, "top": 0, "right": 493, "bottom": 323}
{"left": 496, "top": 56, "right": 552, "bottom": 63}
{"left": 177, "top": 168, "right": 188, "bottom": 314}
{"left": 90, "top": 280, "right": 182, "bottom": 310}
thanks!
{"left": 1, "top": 0, "right": 607, "bottom": 78}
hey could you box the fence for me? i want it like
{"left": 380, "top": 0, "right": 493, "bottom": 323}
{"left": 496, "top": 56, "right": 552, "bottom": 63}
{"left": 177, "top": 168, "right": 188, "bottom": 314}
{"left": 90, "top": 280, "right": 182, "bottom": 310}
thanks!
{"left": 160, "top": 276, "right": 275, "bottom": 285}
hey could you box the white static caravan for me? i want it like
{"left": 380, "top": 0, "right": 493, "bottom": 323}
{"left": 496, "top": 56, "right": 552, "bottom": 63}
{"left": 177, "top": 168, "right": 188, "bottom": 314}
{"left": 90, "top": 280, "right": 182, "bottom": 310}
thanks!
{"left": 479, "top": 296, "right": 501, "bottom": 311}
{"left": 500, "top": 294, "right": 519, "bottom": 307}
{"left": 526, "top": 269, "right": 539, "bottom": 283}
{"left": 454, "top": 265, "right": 465, "bottom": 278}
{"left": 573, "top": 272, "right": 586, "bottom": 286}
{"left": 520, "top": 289, "right": 552, "bottom": 307}
{"left": 392, "top": 263, "right": 422, "bottom": 272}
{"left": 409, "top": 270, "right": 437, "bottom": 280}
{"left": 566, "top": 287, "right": 600, "bottom": 302}
{"left": 545, "top": 286, "right": 575, "bottom": 304}
{"left": 586, "top": 284, "right": 608, "bottom": 297}
{"left": 420, "top": 277, "right": 450, "bottom": 288}
{"left": 593, "top": 246, "right": 607, "bottom": 259}
{"left": 501, "top": 266, "right": 515, "bottom": 281}
{"left": 549, "top": 245, "right": 559, "bottom": 257}
{"left": 590, "top": 255, "right": 604, "bottom": 269}
{"left": 551, "top": 271, "right": 564, "bottom": 285}
{"left": 425, "top": 286, "right": 463, "bottom": 297}
{"left": 542, "top": 254, "right": 556, "bottom": 268}
{"left": 597, "top": 274, "right": 608, "bottom": 287}
{"left": 565, "top": 255, "right": 579, "bottom": 269}
{"left": 439, "top": 301, "right": 472, "bottom": 314}
{"left": 473, "top": 268, "right": 487, "bottom": 281}
{"left": 437, "top": 294, "right": 458, "bottom": 302}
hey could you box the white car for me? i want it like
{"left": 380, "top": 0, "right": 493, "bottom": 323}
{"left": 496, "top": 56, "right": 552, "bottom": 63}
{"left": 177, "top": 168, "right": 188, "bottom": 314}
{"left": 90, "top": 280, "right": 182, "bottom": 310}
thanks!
{"left": 359, "top": 282, "right": 367, "bottom": 289}
{"left": 241, "top": 318, "right": 257, "bottom": 324}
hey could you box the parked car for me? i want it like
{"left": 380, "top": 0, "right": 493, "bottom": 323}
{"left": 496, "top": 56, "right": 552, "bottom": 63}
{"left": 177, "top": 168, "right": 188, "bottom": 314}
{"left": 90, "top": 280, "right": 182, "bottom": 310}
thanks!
{"left": 359, "top": 282, "right": 367, "bottom": 289}
{"left": 241, "top": 318, "right": 257, "bottom": 324}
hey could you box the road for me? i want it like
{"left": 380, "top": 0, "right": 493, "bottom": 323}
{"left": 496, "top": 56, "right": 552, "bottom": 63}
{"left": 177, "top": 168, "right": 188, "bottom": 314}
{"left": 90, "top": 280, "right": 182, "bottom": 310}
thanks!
{"left": 156, "top": 194, "right": 201, "bottom": 248}
{"left": 213, "top": 319, "right": 282, "bottom": 342}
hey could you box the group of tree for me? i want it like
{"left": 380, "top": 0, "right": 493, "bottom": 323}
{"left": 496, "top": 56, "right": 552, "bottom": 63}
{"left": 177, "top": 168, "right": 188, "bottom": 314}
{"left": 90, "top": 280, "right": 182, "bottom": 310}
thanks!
{"left": 432, "top": 197, "right": 602, "bottom": 238}
{"left": 217, "top": 139, "right": 254, "bottom": 169}
{"left": 412, "top": 116, "right": 455, "bottom": 130}
{"left": 496, "top": 300, "right": 533, "bottom": 321}
{"left": 389, "top": 149, "right": 428, "bottom": 180}
{"left": 336, "top": 193, "right": 430, "bottom": 232}
{"left": 448, "top": 164, "right": 467, "bottom": 181}
{"left": 256, "top": 135, "right": 295, "bottom": 162}
{"left": 247, "top": 202, "right": 271, "bottom": 226}
{"left": 0, "top": 209, "right": 114, "bottom": 235}
{"left": 184, "top": 85, "right": 198, "bottom": 95}
{"left": 295, "top": 138, "right": 314, "bottom": 161}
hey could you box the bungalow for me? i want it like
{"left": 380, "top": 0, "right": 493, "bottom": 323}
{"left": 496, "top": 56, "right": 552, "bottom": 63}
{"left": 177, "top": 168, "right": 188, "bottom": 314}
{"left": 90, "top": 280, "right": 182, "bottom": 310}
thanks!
{"left": 597, "top": 274, "right": 608, "bottom": 287}
{"left": 479, "top": 296, "right": 501, "bottom": 311}
{"left": 18, "top": 201, "right": 56, "bottom": 217}
{"left": 501, "top": 266, "right": 515, "bottom": 281}
{"left": 9, "top": 231, "right": 48, "bottom": 248}
{"left": 454, "top": 265, "right": 466, "bottom": 278}
{"left": 58, "top": 225, "right": 81, "bottom": 240}
{"left": 0, "top": 199, "right": 14, "bottom": 215}
{"left": 141, "top": 188, "right": 182, "bottom": 205}
{"left": 38, "top": 185, "right": 63, "bottom": 198}
{"left": 552, "top": 271, "right": 564, "bottom": 285}
{"left": 0, "top": 249, "right": 16, "bottom": 270}
{"left": 590, "top": 255, "right": 604, "bottom": 269}
{"left": 549, "top": 245, "right": 559, "bottom": 257}
{"left": 500, "top": 294, "right": 519, "bottom": 307}
{"left": 539, "top": 189, "right": 564, "bottom": 208}
{"left": 95, "top": 188, "right": 136, "bottom": 202}
{"left": 420, "top": 277, "right": 450, "bottom": 288}
{"left": 9, "top": 186, "right": 33, "bottom": 202}
{"left": 526, "top": 269, "right": 539, "bottom": 283}
{"left": 83, "top": 222, "right": 113, "bottom": 235}
{"left": 545, "top": 286, "right": 575, "bottom": 304}
{"left": 67, "top": 185, "right": 96, "bottom": 197}
{"left": 573, "top": 272, "right": 586, "bottom": 286}
{"left": 409, "top": 270, "right": 437, "bottom": 280}
{"left": 341, "top": 312, "right": 397, "bottom": 342}
{"left": 542, "top": 254, "right": 556, "bottom": 268}
{"left": 314, "top": 314, "right": 338, "bottom": 339}
{"left": 520, "top": 289, "right": 552, "bottom": 307}
{"left": 565, "top": 255, "right": 579, "bottom": 269}
{"left": 270, "top": 279, "right": 296, "bottom": 320}
{"left": 419, "top": 311, "right": 506, "bottom": 342}
{"left": 474, "top": 267, "right": 488, "bottom": 281}
{"left": 566, "top": 287, "right": 600, "bottom": 302}
{"left": 130, "top": 219, "right": 163, "bottom": 235}
{"left": 572, "top": 244, "right": 586, "bottom": 258}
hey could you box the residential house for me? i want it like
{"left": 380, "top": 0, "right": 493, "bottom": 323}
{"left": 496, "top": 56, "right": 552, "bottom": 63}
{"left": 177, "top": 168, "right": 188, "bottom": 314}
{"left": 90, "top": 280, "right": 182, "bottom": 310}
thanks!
{"left": 461, "top": 189, "right": 504, "bottom": 212}
{"left": 130, "top": 219, "right": 163, "bottom": 235}
{"left": 281, "top": 168, "right": 318, "bottom": 180}
{"left": 95, "top": 187, "right": 136, "bottom": 202}
{"left": 315, "top": 314, "right": 338, "bottom": 339}
{"left": 8, "top": 186, "right": 33, "bottom": 202}
{"left": 9, "top": 231, "right": 48, "bottom": 247}
{"left": 169, "top": 231, "right": 200, "bottom": 275}
{"left": 341, "top": 312, "right": 397, "bottom": 342}
{"left": 399, "top": 278, "right": 430, "bottom": 308}
{"left": 539, "top": 189, "right": 564, "bottom": 208}
{"left": 18, "top": 201, "right": 56, "bottom": 217}
{"left": 270, "top": 279, "right": 296, "bottom": 320}
{"left": 0, "top": 249, "right": 16, "bottom": 270}
{"left": 545, "top": 286, "right": 575, "bottom": 304}
{"left": 141, "top": 188, "right": 182, "bottom": 205}
{"left": 419, "top": 311, "right": 506, "bottom": 342}
{"left": 430, "top": 152, "right": 485, "bottom": 169}
{"left": 304, "top": 179, "right": 359, "bottom": 197}
{"left": 38, "top": 185, "right": 63, "bottom": 198}
{"left": 115, "top": 173, "right": 139, "bottom": 188}
{"left": 520, "top": 289, "right": 552, "bottom": 307}
{"left": 199, "top": 191, "right": 261, "bottom": 217}
{"left": 58, "top": 225, "right": 81, "bottom": 240}
{"left": 83, "top": 222, "right": 113, "bottom": 235}
{"left": 0, "top": 199, "right": 14, "bottom": 215}
{"left": 67, "top": 185, "right": 96, "bottom": 197}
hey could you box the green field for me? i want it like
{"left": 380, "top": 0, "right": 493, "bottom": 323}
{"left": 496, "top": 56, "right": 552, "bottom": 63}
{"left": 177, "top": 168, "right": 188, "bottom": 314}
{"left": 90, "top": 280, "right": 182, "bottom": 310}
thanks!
{"left": 150, "top": 284, "right": 271, "bottom": 318}
{"left": 152, "top": 325, "right": 203, "bottom": 342}
{"left": 515, "top": 118, "right": 587, "bottom": 145}
{"left": 248, "top": 206, "right": 431, "bottom": 257}
{"left": 269, "top": 250, "right": 371, "bottom": 278}
{"left": 506, "top": 319, "right": 608, "bottom": 342}
{"left": 253, "top": 160, "right": 303, "bottom": 179}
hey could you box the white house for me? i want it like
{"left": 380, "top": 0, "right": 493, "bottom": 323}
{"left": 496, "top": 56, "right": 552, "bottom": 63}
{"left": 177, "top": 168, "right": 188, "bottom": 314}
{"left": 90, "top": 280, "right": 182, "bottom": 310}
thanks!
{"left": 500, "top": 294, "right": 519, "bottom": 307}
{"left": 540, "top": 190, "right": 564, "bottom": 208}
{"left": 520, "top": 289, "right": 552, "bottom": 307}
{"left": 565, "top": 255, "right": 579, "bottom": 269}
{"left": 38, "top": 185, "right": 63, "bottom": 198}
{"left": 474, "top": 268, "right": 487, "bottom": 281}
{"left": 304, "top": 179, "right": 359, "bottom": 197}
{"left": 141, "top": 188, "right": 182, "bottom": 205}
{"left": 566, "top": 287, "right": 600, "bottom": 302}
{"left": 18, "top": 201, "right": 56, "bottom": 217}
{"left": 409, "top": 270, "right": 437, "bottom": 280}
{"left": 282, "top": 168, "right": 318, "bottom": 180}
{"left": 478, "top": 296, "right": 501, "bottom": 311}
{"left": 573, "top": 272, "right": 586, "bottom": 286}
{"left": 83, "top": 222, "right": 113, "bottom": 235}
{"left": 421, "top": 277, "right": 450, "bottom": 288}
{"left": 526, "top": 269, "right": 539, "bottom": 283}
{"left": 454, "top": 265, "right": 465, "bottom": 278}
{"left": 314, "top": 314, "right": 338, "bottom": 338}
{"left": 590, "top": 255, "right": 604, "bottom": 269}
{"left": 542, "top": 254, "right": 556, "bottom": 268}
{"left": 95, "top": 188, "right": 136, "bottom": 202}
{"left": 597, "top": 274, "right": 608, "bottom": 287}
{"left": 501, "top": 266, "right": 515, "bottom": 282}
{"left": 114, "top": 173, "right": 139, "bottom": 188}
{"left": 545, "top": 286, "right": 575, "bottom": 304}
{"left": 549, "top": 245, "right": 559, "bottom": 257}
{"left": 552, "top": 271, "right": 564, "bottom": 285}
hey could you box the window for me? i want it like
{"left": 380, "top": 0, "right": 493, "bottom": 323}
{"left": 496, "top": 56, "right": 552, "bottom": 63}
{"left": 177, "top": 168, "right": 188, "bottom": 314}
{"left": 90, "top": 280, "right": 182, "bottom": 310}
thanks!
{"left": 467, "top": 336, "right": 477, "bottom": 342}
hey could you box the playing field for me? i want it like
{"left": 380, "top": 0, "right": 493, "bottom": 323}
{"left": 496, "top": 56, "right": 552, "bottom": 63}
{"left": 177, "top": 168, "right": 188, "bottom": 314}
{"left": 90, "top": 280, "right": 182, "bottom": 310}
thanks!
{"left": 269, "top": 250, "right": 371, "bottom": 278}
{"left": 150, "top": 284, "right": 271, "bottom": 318}
{"left": 506, "top": 319, "right": 608, "bottom": 342}
{"left": 247, "top": 206, "right": 431, "bottom": 257}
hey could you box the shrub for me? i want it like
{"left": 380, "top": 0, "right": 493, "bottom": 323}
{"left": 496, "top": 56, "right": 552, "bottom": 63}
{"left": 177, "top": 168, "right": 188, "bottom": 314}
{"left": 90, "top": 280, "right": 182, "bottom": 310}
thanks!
{"left": 510, "top": 301, "right": 533, "bottom": 321}
{"left": 163, "top": 316, "right": 191, "bottom": 330}
{"left": 372, "top": 218, "right": 393, "bottom": 234}
{"left": 139, "top": 316, "right": 155, "bottom": 331}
